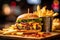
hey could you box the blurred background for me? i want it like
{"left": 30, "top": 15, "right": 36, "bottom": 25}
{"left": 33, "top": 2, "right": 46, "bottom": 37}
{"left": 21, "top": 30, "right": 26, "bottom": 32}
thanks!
{"left": 0, "top": 0, "right": 60, "bottom": 29}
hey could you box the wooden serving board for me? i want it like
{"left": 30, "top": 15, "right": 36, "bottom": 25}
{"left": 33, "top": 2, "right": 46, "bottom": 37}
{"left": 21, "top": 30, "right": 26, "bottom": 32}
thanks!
{"left": 0, "top": 32, "right": 60, "bottom": 39}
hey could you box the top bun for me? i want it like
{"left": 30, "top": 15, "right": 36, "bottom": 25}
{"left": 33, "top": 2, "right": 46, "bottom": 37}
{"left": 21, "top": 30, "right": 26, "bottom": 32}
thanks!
{"left": 17, "top": 13, "right": 39, "bottom": 20}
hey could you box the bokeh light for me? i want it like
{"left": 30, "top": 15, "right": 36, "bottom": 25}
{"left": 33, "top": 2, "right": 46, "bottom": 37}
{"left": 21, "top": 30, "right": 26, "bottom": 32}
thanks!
{"left": 3, "top": 4, "right": 11, "bottom": 15}
{"left": 27, "top": 0, "right": 41, "bottom": 4}
{"left": 51, "top": 0, "right": 59, "bottom": 12}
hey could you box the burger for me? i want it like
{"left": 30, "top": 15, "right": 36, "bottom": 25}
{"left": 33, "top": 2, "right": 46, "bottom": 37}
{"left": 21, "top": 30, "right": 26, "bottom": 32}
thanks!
{"left": 15, "top": 13, "right": 42, "bottom": 32}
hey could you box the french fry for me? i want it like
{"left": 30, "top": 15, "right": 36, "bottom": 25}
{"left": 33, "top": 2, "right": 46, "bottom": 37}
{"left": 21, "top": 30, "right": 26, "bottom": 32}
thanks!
{"left": 53, "top": 12, "right": 58, "bottom": 17}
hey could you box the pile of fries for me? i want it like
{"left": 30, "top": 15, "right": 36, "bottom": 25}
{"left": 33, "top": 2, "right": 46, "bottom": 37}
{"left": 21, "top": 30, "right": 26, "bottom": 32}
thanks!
{"left": 33, "top": 5, "right": 58, "bottom": 17}
{"left": 52, "top": 18, "right": 60, "bottom": 31}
